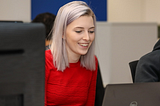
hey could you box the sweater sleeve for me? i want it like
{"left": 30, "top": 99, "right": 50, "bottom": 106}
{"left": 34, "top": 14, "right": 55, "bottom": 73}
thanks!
{"left": 45, "top": 50, "right": 52, "bottom": 106}
{"left": 85, "top": 56, "right": 98, "bottom": 106}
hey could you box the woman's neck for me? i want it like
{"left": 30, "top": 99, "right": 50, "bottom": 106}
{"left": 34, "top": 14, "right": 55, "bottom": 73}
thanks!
{"left": 68, "top": 53, "right": 81, "bottom": 63}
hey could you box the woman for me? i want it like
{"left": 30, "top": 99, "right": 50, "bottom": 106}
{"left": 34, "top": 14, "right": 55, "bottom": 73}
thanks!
{"left": 45, "top": 1, "right": 98, "bottom": 106}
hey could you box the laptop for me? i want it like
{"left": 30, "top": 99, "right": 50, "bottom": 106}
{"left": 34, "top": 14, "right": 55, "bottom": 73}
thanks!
{"left": 102, "top": 82, "right": 160, "bottom": 106}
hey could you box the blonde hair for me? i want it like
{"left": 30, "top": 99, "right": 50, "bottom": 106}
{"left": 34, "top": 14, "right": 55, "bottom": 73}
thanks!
{"left": 50, "top": 1, "right": 96, "bottom": 71}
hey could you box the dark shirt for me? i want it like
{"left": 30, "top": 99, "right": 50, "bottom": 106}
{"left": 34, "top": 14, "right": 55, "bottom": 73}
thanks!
{"left": 135, "top": 39, "right": 160, "bottom": 82}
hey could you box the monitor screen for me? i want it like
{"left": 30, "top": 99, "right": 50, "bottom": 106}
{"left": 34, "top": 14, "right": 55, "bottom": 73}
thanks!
{"left": 0, "top": 23, "right": 45, "bottom": 106}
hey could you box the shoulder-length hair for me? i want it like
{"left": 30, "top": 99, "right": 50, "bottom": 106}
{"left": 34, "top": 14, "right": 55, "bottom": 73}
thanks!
{"left": 50, "top": 1, "right": 96, "bottom": 71}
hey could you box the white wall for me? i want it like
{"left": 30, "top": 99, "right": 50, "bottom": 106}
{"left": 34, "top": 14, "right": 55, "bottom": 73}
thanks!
{"left": 96, "top": 22, "right": 157, "bottom": 86}
{"left": 144, "top": 0, "right": 160, "bottom": 24}
{"left": 0, "top": 0, "right": 31, "bottom": 22}
{"left": 108, "top": 0, "right": 144, "bottom": 22}
{"left": 108, "top": 0, "right": 160, "bottom": 24}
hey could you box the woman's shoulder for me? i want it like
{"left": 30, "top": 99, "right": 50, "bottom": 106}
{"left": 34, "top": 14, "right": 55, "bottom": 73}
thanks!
{"left": 45, "top": 49, "right": 53, "bottom": 62}
{"left": 45, "top": 49, "right": 56, "bottom": 70}
{"left": 94, "top": 55, "right": 98, "bottom": 64}
{"left": 45, "top": 49, "right": 51, "bottom": 55}
{"left": 94, "top": 55, "right": 99, "bottom": 71}
{"left": 94, "top": 55, "right": 98, "bottom": 60}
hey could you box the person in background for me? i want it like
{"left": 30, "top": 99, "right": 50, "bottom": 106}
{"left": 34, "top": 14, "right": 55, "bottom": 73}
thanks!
{"left": 45, "top": 1, "right": 98, "bottom": 106}
{"left": 32, "top": 12, "right": 56, "bottom": 50}
{"left": 135, "top": 38, "right": 160, "bottom": 82}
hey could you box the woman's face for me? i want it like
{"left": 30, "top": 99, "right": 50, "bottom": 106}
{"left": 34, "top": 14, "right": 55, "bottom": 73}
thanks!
{"left": 65, "top": 15, "right": 95, "bottom": 59}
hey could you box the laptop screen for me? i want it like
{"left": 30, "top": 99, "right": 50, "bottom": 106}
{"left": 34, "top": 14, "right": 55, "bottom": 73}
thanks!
{"left": 102, "top": 82, "right": 160, "bottom": 106}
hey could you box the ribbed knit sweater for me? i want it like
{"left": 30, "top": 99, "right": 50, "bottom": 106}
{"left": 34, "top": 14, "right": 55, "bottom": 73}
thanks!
{"left": 45, "top": 50, "right": 98, "bottom": 106}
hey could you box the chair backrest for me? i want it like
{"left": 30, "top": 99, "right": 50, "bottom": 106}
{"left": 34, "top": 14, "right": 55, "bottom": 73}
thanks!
{"left": 129, "top": 60, "right": 139, "bottom": 82}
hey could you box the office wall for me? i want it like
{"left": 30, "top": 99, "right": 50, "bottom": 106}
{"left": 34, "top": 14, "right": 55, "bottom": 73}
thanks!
{"left": 0, "top": 0, "right": 30, "bottom": 22}
{"left": 108, "top": 0, "right": 160, "bottom": 24}
{"left": 96, "top": 22, "right": 157, "bottom": 86}
{"left": 108, "top": 0, "right": 144, "bottom": 22}
{"left": 31, "top": 0, "right": 107, "bottom": 21}
{"left": 1, "top": 0, "right": 160, "bottom": 23}
{"left": 145, "top": 0, "right": 160, "bottom": 24}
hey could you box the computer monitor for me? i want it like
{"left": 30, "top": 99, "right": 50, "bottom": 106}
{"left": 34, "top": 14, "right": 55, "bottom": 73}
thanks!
{"left": 0, "top": 23, "right": 45, "bottom": 106}
{"left": 0, "top": 20, "right": 23, "bottom": 23}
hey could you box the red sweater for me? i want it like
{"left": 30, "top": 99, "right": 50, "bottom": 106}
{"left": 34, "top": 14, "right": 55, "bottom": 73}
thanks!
{"left": 45, "top": 50, "right": 98, "bottom": 106}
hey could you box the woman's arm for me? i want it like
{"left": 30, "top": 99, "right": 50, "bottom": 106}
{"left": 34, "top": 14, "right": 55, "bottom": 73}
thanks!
{"left": 85, "top": 57, "right": 98, "bottom": 106}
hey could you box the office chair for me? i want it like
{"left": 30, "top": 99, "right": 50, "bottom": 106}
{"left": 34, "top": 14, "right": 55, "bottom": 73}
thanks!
{"left": 129, "top": 60, "right": 139, "bottom": 82}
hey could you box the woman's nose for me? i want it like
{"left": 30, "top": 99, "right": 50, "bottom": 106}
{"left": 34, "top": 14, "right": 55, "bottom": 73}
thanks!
{"left": 83, "top": 31, "right": 90, "bottom": 40}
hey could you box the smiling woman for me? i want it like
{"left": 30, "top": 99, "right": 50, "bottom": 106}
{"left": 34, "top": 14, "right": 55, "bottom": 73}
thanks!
{"left": 45, "top": 1, "right": 98, "bottom": 106}
{"left": 50, "top": 1, "right": 97, "bottom": 71}
{"left": 65, "top": 16, "right": 95, "bottom": 63}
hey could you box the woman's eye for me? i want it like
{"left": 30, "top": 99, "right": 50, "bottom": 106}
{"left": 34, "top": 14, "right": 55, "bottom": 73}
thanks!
{"left": 89, "top": 31, "right": 94, "bottom": 33}
{"left": 75, "top": 31, "right": 82, "bottom": 33}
